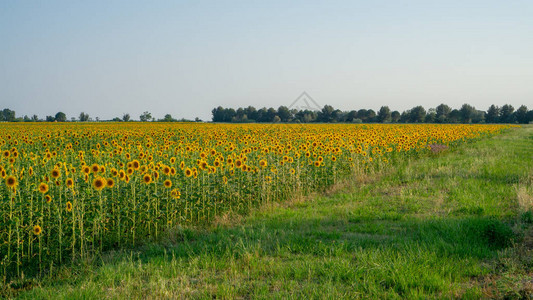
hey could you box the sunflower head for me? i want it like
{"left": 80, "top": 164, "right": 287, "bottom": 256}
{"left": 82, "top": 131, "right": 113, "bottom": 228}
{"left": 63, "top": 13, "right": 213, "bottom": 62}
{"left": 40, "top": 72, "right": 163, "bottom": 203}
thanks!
{"left": 51, "top": 168, "right": 60, "bottom": 178}
{"left": 143, "top": 174, "right": 152, "bottom": 184}
{"left": 38, "top": 182, "right": 49, "bottom": 193}
{"left": 45, "top": 195, "right": 52, "bottom": 203}
{"left": 106, "top": 178, "right": 115, "bottom": 188}
{"left": 163, "top": 166, "right": 171, "bottom": 175}
{"left": 66, "top": 201, "right": 73, "bottom": 212}
{"left": 164, "top": 179, "right": 172, "bottom": 188}
{"left": 170, "top": 188, "right": 181, "bottom": 199}
{"left": 66, "top": 178, "right": 74, "bottom": 188}
{"left": 33, "top": 225, "right": 42, "bottom": 235}
{"left": 93, "top": 177, "right": 105, "bottom": 191}
{"left": 5, "top": 175, "right": 17, "bottom": 188}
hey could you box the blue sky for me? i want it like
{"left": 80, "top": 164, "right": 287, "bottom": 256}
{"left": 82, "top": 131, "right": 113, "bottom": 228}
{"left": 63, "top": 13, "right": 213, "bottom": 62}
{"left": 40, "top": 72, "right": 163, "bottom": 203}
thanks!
{"left": 1, "top": 1, "right": 532, "bottom": 120}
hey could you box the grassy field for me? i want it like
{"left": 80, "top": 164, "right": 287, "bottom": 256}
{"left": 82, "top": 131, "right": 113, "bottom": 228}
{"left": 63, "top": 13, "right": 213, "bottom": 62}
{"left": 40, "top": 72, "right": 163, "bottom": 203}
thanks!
{"left": 8, "top": 125, "right": 533, "bottom": 299}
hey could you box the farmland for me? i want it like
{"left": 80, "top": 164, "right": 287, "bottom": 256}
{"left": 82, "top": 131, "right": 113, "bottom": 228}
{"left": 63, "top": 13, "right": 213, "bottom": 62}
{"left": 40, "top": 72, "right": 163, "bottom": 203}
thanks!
{"left": 1, "top": 123, "right": 531, "bottom": 298}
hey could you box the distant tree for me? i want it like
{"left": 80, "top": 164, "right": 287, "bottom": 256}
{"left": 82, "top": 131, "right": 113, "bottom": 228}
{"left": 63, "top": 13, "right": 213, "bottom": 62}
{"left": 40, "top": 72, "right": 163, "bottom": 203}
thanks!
{"left": 500, "top": 104, "right": 515, "bottom": 123}
{"left": 272, "top": 115, "right": 281, "bottom": 123}
{"left": 257, "top": 107, "right": 268, "bottom": 122}
{"left": 31, "top": 114, "right": 39, "bottom": 122}
{"left": 23, "top": 115, "right": 31, "bottom": 122}
{"left": 122, "top": 113, "right": 131, "bottom": 122}
{"left": 161, "top": 114, "right": 176, "bottom": 122}
{"left": 1, "top": 108, "right": 16, "bottom": 122}
{"left": 514, "top": 105, "right": 529, "bottom": 124}
{"left": 346, "top": 110, "right": 358, "bottom": 122}
{"left": 211, "top": 106, "right": 225, "bottom": 122}
{"left": 277, "top": 106, "right": 291, "bottom": 122}
{"left": 54, "top": 112, "right": 66, "bottom": 122}
{"left": 377, "top": 106, "right": 391, "bottom": 123}
{"left": 486, "top": 105, "right": 500, "bottom": 123}
{"left": 366, "top": 109, "right": 377, "bottom": 122}
{"left": 527, "top": 110, "right": 533, "bottom": 124}
{"left": 459, "top": 104, "right": 476, "bottom": 123}
{"left": 399, "top": 110, "right": 411, "bottom": 123}
{"left": 112, "top": 117, "right": 122, "bottom": 122}
{"left": 195, "top": 117, "right": 202, "bottom": 122}
{"left": 139, "top": 111, "right": 152, "bottom": 122}
{"left": 472, "top": 110, "right": 486, "bottom": 123}
{"left": 45, "top": 115, "right": 55, "bottom": 122}
{"left": 246, "top": 106, "right": 258, "bottom": 121}
{"left": 435, "top": 104, "right": 451, "bottom": 123}
{"left": 425, "top": 108, "right": 436, "bottom": 123}
{"left": 409, "top": 106, "right": 426, "bottom": 123}
{"left": 391, "top": 111, "right": 401, "bottom": 123}
{"left": 79, "top": 112, "right": 89, "bottom": 122}
{"left": 332, "top": 109, "right": 344, "bottom": 122}
{"left": 318, "top": 105, "right": 334, "bottom": 122}
{"left": 448, "top": 109, "right": 461, "bottom": 123}
{"left": 357, "top": 109, "right": 368, "bottom": 122}
{"left": 264, "top": 108, "right": 275, "bottom": 122}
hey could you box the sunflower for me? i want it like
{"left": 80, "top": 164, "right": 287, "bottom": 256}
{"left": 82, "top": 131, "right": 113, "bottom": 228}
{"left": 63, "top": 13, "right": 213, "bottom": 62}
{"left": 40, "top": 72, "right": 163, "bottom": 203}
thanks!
{"left": 164, "top": 179, "right": 172, "bottom": 188}
{"left": 118, "top": 170, "right": 126, "bottom": 179}
{"left": 93, "top": 177, "right": 105, "bottom": 191}
{"left": 331, "top": 156, "right": 337, "bottom": 161}
{"left": 82, "top": 166, "right": 90, "bottom": 174}
{"left": 66, "top": 201, "right": 73, "bottom": 212}
{"left": 163, "top": 166, "right": 171, "bottom": 175}
{"left": 45, "top": 195, "right": 52, "bottom": 203}
{"left": 143, "top": 174, "right": 152, "bottom": 184}
{"left": 223, "top": 176, "right": 228, "bottom": 185}
{"left": 33, "top": 225, "right": 42, "bottom": 235}
{"left": 290, "top": 168, "right": 296, "bottom": 175}
{"left": 259, "top": 160, "right": 268, "bottom": 168}
{"left": 170, "top": 188, "right": 181, "bottom": 199}
{"left": 2, "top": 150, "right": 9, "bottom": 158}
{"left": 91, "top": 164, "right": 100, "bottom": 173}
{"left": 235, "top": 159, "right": 243, "bottom": 168}
{"left": 5, "top": 175, "right": 17, "bottom": 188}
{"left": 106, "top": 178, "right": 115, "bottom": 188}
{"left": 184, "top": 168, "right": 192, "bottom": 177}
{"left": 132, "top": 160, "right": 140, "bottom": 170}
{"left": 170, "top": 167, "right": 176, "bottom": 175}
{"left": 37, "top": 182, "right": 49, "bottom": 193}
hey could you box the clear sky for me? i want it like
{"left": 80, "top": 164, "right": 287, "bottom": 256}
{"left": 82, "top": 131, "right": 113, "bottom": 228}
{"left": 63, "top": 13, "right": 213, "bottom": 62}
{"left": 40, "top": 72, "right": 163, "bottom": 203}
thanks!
{"left": 1, "top": 1, "right": 532, "bottom": 121}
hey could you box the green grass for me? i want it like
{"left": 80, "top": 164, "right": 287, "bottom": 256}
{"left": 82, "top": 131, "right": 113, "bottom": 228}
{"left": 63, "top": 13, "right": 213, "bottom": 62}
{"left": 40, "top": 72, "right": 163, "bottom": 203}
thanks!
{"left": 8, "top": 126, "right": 533, "bottom": 299}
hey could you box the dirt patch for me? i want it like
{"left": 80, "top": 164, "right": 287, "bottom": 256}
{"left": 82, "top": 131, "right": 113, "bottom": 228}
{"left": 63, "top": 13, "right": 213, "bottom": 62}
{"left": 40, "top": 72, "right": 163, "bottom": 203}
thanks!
{"left": 428, "top": 144, "right": 449, "bottom": 154}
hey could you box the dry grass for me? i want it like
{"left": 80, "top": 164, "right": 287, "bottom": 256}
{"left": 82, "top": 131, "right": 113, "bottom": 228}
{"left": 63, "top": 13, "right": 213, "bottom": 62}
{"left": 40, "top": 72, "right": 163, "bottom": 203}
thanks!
{"left": 517, "top": 173, "right": 533, "bottom": 212}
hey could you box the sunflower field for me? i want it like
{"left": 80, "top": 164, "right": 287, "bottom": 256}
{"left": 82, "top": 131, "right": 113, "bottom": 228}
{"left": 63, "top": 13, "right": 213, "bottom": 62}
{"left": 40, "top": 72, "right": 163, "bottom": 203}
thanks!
{"left": 0, "top": 123, "right": 511, "bottom": 281}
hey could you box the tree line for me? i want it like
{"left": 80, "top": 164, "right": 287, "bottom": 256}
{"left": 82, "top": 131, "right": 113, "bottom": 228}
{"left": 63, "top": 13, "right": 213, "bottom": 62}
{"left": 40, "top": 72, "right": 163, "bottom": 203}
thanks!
{"left": 212, "top": 104, "right": 533, "bottom": 124}
{"left": 0, "top": 110, "right": 200, "bottom": 123}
